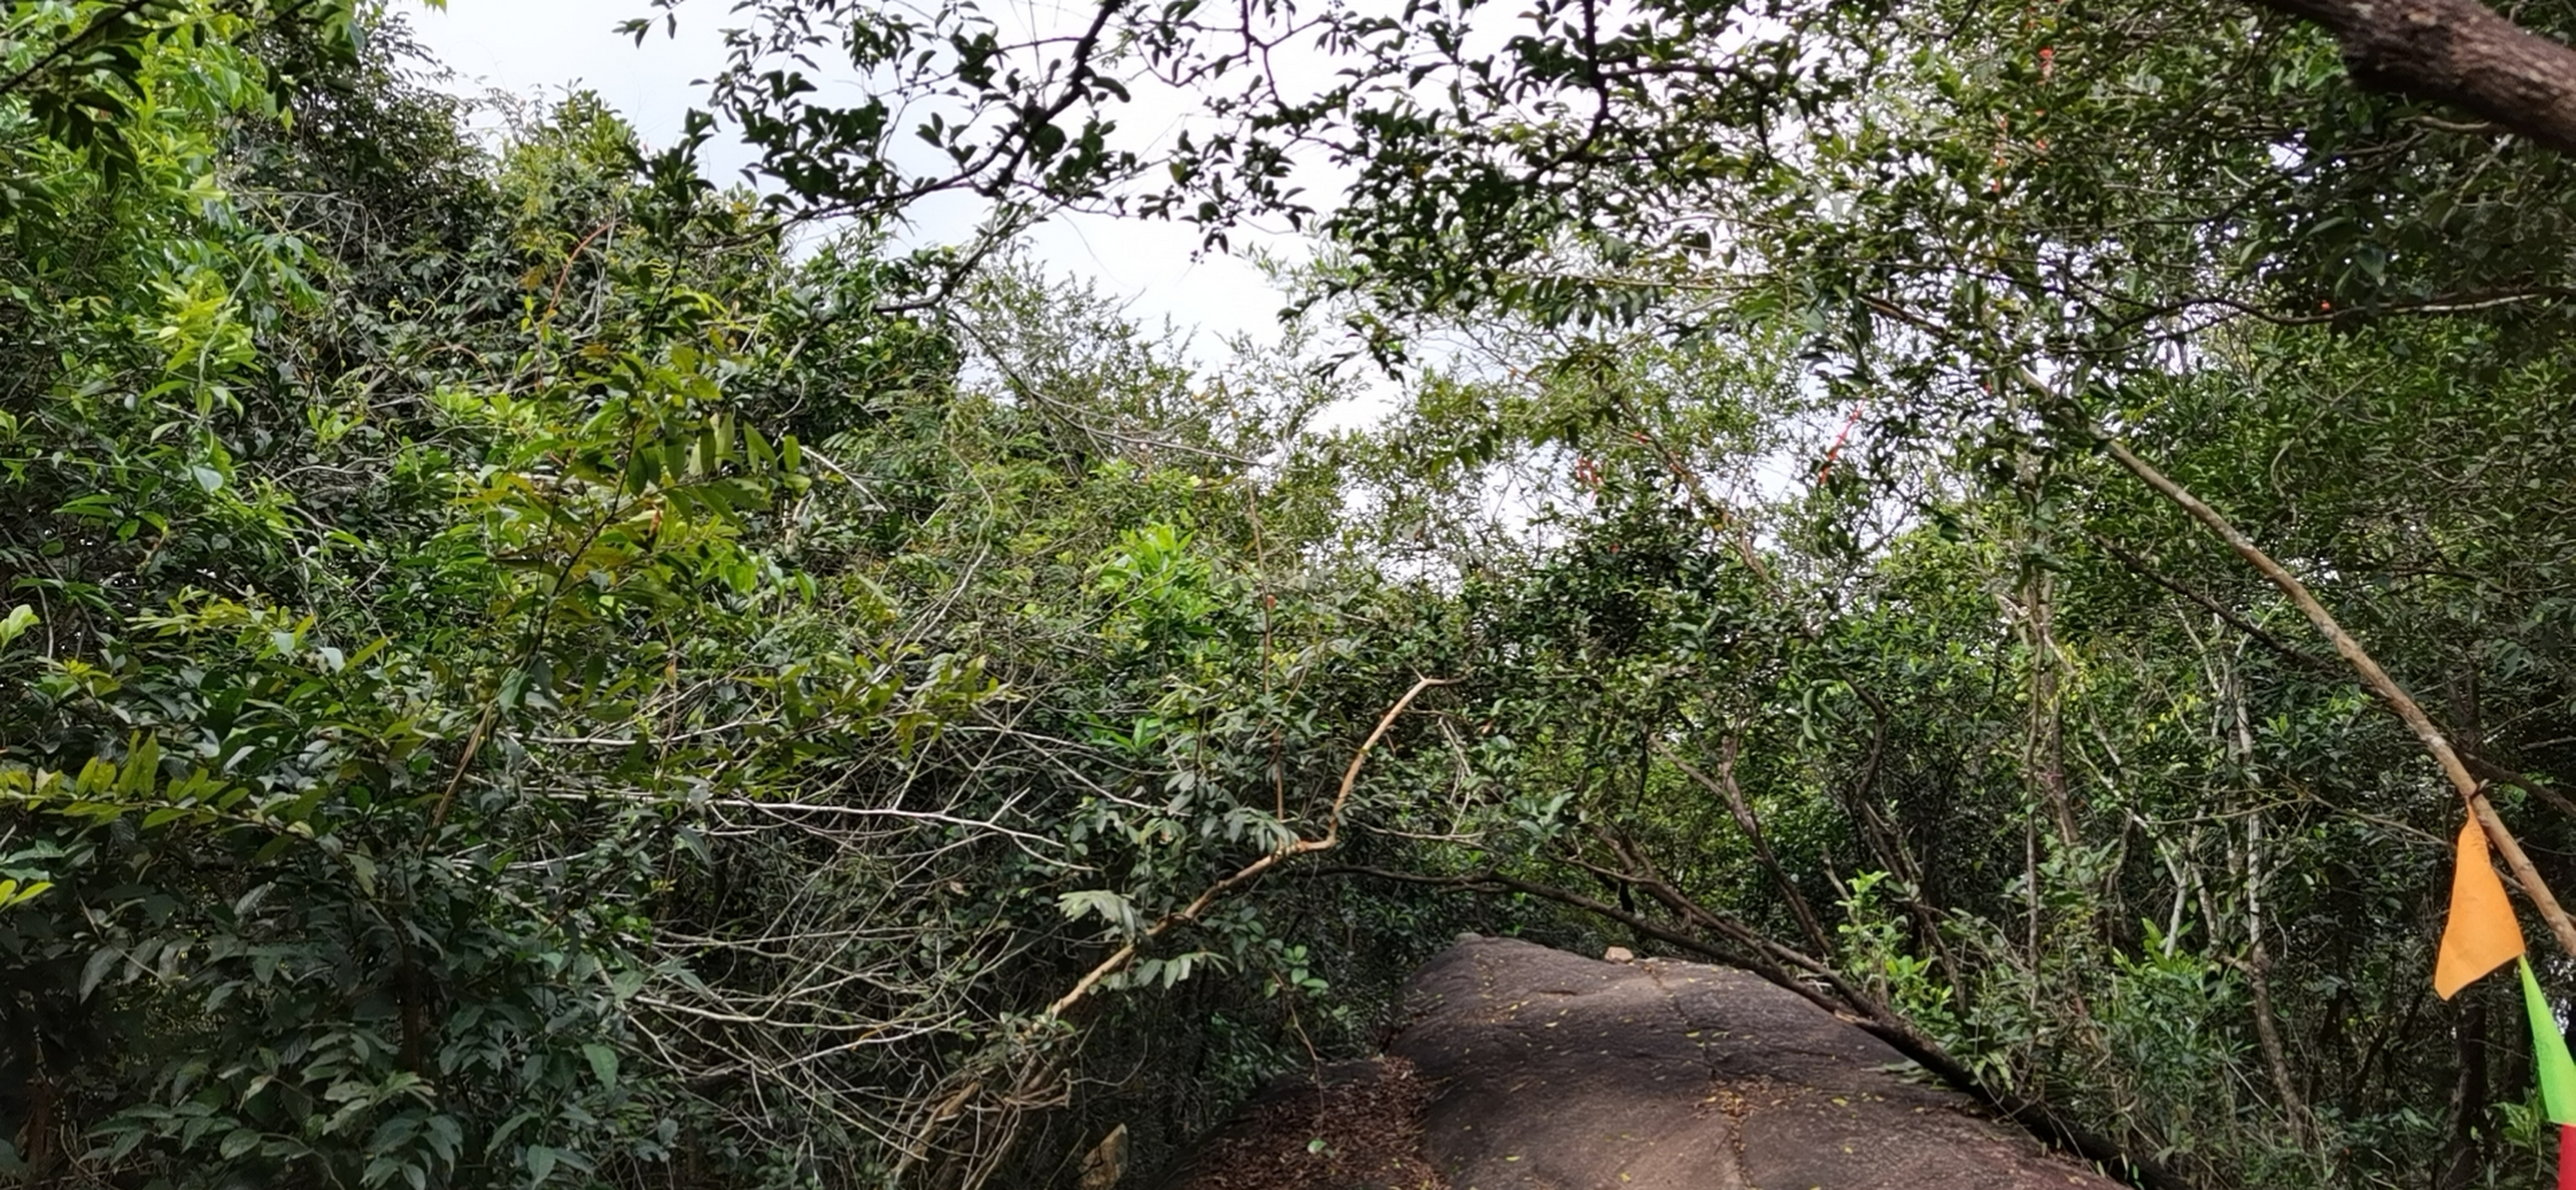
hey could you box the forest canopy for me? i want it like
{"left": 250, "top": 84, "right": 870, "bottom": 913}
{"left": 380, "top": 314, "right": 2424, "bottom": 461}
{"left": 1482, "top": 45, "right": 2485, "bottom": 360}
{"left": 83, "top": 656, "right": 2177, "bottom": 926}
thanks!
{"left": 5, "top": 0, "right": 2576, "bottom": 1188}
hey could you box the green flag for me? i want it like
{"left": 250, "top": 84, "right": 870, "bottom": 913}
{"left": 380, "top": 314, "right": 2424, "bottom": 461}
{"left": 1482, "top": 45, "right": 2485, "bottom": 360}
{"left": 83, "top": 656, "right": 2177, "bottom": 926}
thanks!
{"left": 2520, "top": 958, "right": 2576, "bottom": 1126}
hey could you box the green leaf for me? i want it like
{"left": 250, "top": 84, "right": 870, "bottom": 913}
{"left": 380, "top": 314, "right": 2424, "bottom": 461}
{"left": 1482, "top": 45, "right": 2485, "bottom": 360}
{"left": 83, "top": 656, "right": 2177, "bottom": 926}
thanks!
{"left": 0, "top": 604, "right": 36, "bottom": 650}
{"left": 118, "top": 734, "right": 162, "bottom": 796}
{"left": 579, "top": 1042, "right": 619, "bottom": 1091}
{"left": 1056, "top": 889, "right": 1139, "bottom": 932}
{"left": 487, "top": 1110, "right": 540, "bottom": 1152}
{"left": 79, "top": 947, "right": 120, "bottom": 998}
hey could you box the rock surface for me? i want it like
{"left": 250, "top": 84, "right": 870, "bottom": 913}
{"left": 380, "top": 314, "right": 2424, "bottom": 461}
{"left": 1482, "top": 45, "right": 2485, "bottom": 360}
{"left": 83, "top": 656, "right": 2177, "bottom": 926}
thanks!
{"left": 1158, "top": 936, "right": 2128, "bottom": 1190}
{"left": 1389, "top": 936, "right": 2123, "bottom": 1190}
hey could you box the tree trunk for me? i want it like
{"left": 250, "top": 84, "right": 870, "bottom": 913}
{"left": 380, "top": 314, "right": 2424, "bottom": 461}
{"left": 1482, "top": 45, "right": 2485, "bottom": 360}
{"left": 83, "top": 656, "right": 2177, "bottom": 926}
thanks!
{"left": 2436, "top": 992, "right": 2491, "bottom": 1190}
{"left": 2239, "top": 813, "right": 2311, "bottom": 1138}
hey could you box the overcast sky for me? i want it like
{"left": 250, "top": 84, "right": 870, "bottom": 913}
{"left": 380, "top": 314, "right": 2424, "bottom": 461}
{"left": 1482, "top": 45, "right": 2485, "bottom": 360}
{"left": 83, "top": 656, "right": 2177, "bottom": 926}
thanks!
{"left": 404, "top": 0, "right": 1304, "bottom": 361}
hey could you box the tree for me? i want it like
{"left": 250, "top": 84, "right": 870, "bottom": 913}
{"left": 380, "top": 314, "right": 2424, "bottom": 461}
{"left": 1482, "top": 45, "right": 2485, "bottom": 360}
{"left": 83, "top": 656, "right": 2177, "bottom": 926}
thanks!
{"left": 0, "top": 12, "right": 1487, "bottom": 1186}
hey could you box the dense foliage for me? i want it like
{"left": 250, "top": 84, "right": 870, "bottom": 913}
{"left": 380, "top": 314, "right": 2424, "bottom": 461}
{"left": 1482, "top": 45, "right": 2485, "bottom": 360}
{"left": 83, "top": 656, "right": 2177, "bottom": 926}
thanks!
{"left": 6, "top": 1, "right": 2576, "bottom": 1189}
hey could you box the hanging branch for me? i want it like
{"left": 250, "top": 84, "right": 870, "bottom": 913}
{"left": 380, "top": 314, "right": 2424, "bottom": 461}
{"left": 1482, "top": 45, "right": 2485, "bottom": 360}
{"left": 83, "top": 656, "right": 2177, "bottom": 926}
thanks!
{"left": 2091, "top": 431, "right": 2576, "bottom": 957}
{"left": 2096, "top": 522, "right": 2576, "bottom": 827}
{"left": 1869, "top": 290, "right": 2576, "bottom": 946}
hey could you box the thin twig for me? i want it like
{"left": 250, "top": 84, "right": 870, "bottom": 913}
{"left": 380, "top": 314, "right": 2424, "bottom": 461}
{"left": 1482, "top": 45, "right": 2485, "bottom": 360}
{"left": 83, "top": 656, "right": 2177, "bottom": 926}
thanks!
{"left": 1653, "top": 735, "right": 1834, "bottom": 959}
{"left": 2082, "top": 528, "right": 2336, "bottom": 674}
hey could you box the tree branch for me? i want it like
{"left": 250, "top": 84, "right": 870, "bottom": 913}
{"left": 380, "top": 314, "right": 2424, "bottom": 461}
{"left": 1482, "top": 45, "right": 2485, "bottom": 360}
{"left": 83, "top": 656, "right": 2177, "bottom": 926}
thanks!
{"left": 1039, "top": 675, "right": 1454, "bottom": 1020}
{"left": 1649, "top": 737, "right": 1836, "bottom": 959}
{"left": 2094, "top": 433, "right": 2576, "bottom": 958}
{"left": 2083, "top": 528, "right": 2338, "bottom": 674}
{"left": 2246, "top": 0, "right": 2576, "bottom": 152}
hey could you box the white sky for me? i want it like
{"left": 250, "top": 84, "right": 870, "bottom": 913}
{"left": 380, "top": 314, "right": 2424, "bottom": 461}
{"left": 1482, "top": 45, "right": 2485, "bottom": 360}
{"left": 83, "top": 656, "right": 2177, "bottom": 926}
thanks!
{"left": 403, "top": 0, "right": 1304, "bottom": 360}
{"left": 400, "top": 2, "right": 1844, "bottom": 549}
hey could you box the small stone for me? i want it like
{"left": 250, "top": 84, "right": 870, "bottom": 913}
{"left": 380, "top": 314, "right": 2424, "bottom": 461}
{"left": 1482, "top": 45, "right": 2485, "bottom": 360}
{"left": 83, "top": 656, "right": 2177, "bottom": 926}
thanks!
{"left": 1603, "top": 945, "right": 1635, "bottom": 963}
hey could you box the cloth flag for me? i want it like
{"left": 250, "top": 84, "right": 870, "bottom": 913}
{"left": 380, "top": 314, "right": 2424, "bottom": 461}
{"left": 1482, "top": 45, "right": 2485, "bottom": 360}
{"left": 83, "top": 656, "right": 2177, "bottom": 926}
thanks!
{"left": 2523, "top": 957, "right": 2576, "bottom": 1190}
{"left": 2436, "top": 817, "right": 2526, "bottom": 998}
{"left": 2435, "top": 814, "right": 2576, "bottom": 1183}
{"left": 2527, "top": 958, "right": 2576, "bottom": 1128}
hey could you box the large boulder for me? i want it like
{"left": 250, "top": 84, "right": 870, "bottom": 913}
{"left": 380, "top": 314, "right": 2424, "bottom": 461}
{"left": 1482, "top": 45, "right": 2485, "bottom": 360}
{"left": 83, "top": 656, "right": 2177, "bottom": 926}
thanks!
{"left": 1158, "top": 936, "right": 2127, "bottom": 1190}
{"left": 1391, "top": 936, "right": 2124, "bottom": 1190}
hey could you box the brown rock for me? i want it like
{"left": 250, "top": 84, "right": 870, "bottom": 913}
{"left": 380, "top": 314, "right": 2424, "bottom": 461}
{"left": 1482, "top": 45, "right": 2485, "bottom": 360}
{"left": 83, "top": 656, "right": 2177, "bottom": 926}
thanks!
{"left": 1081, "top": 1123, "right": 1131, "bottom": 1190}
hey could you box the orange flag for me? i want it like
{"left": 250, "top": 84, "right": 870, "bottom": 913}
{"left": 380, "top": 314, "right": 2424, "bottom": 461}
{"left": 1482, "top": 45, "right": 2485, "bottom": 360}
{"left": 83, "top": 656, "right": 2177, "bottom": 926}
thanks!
{"left": 2436, "top": 815, "right": 2527, "bottom": 998}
